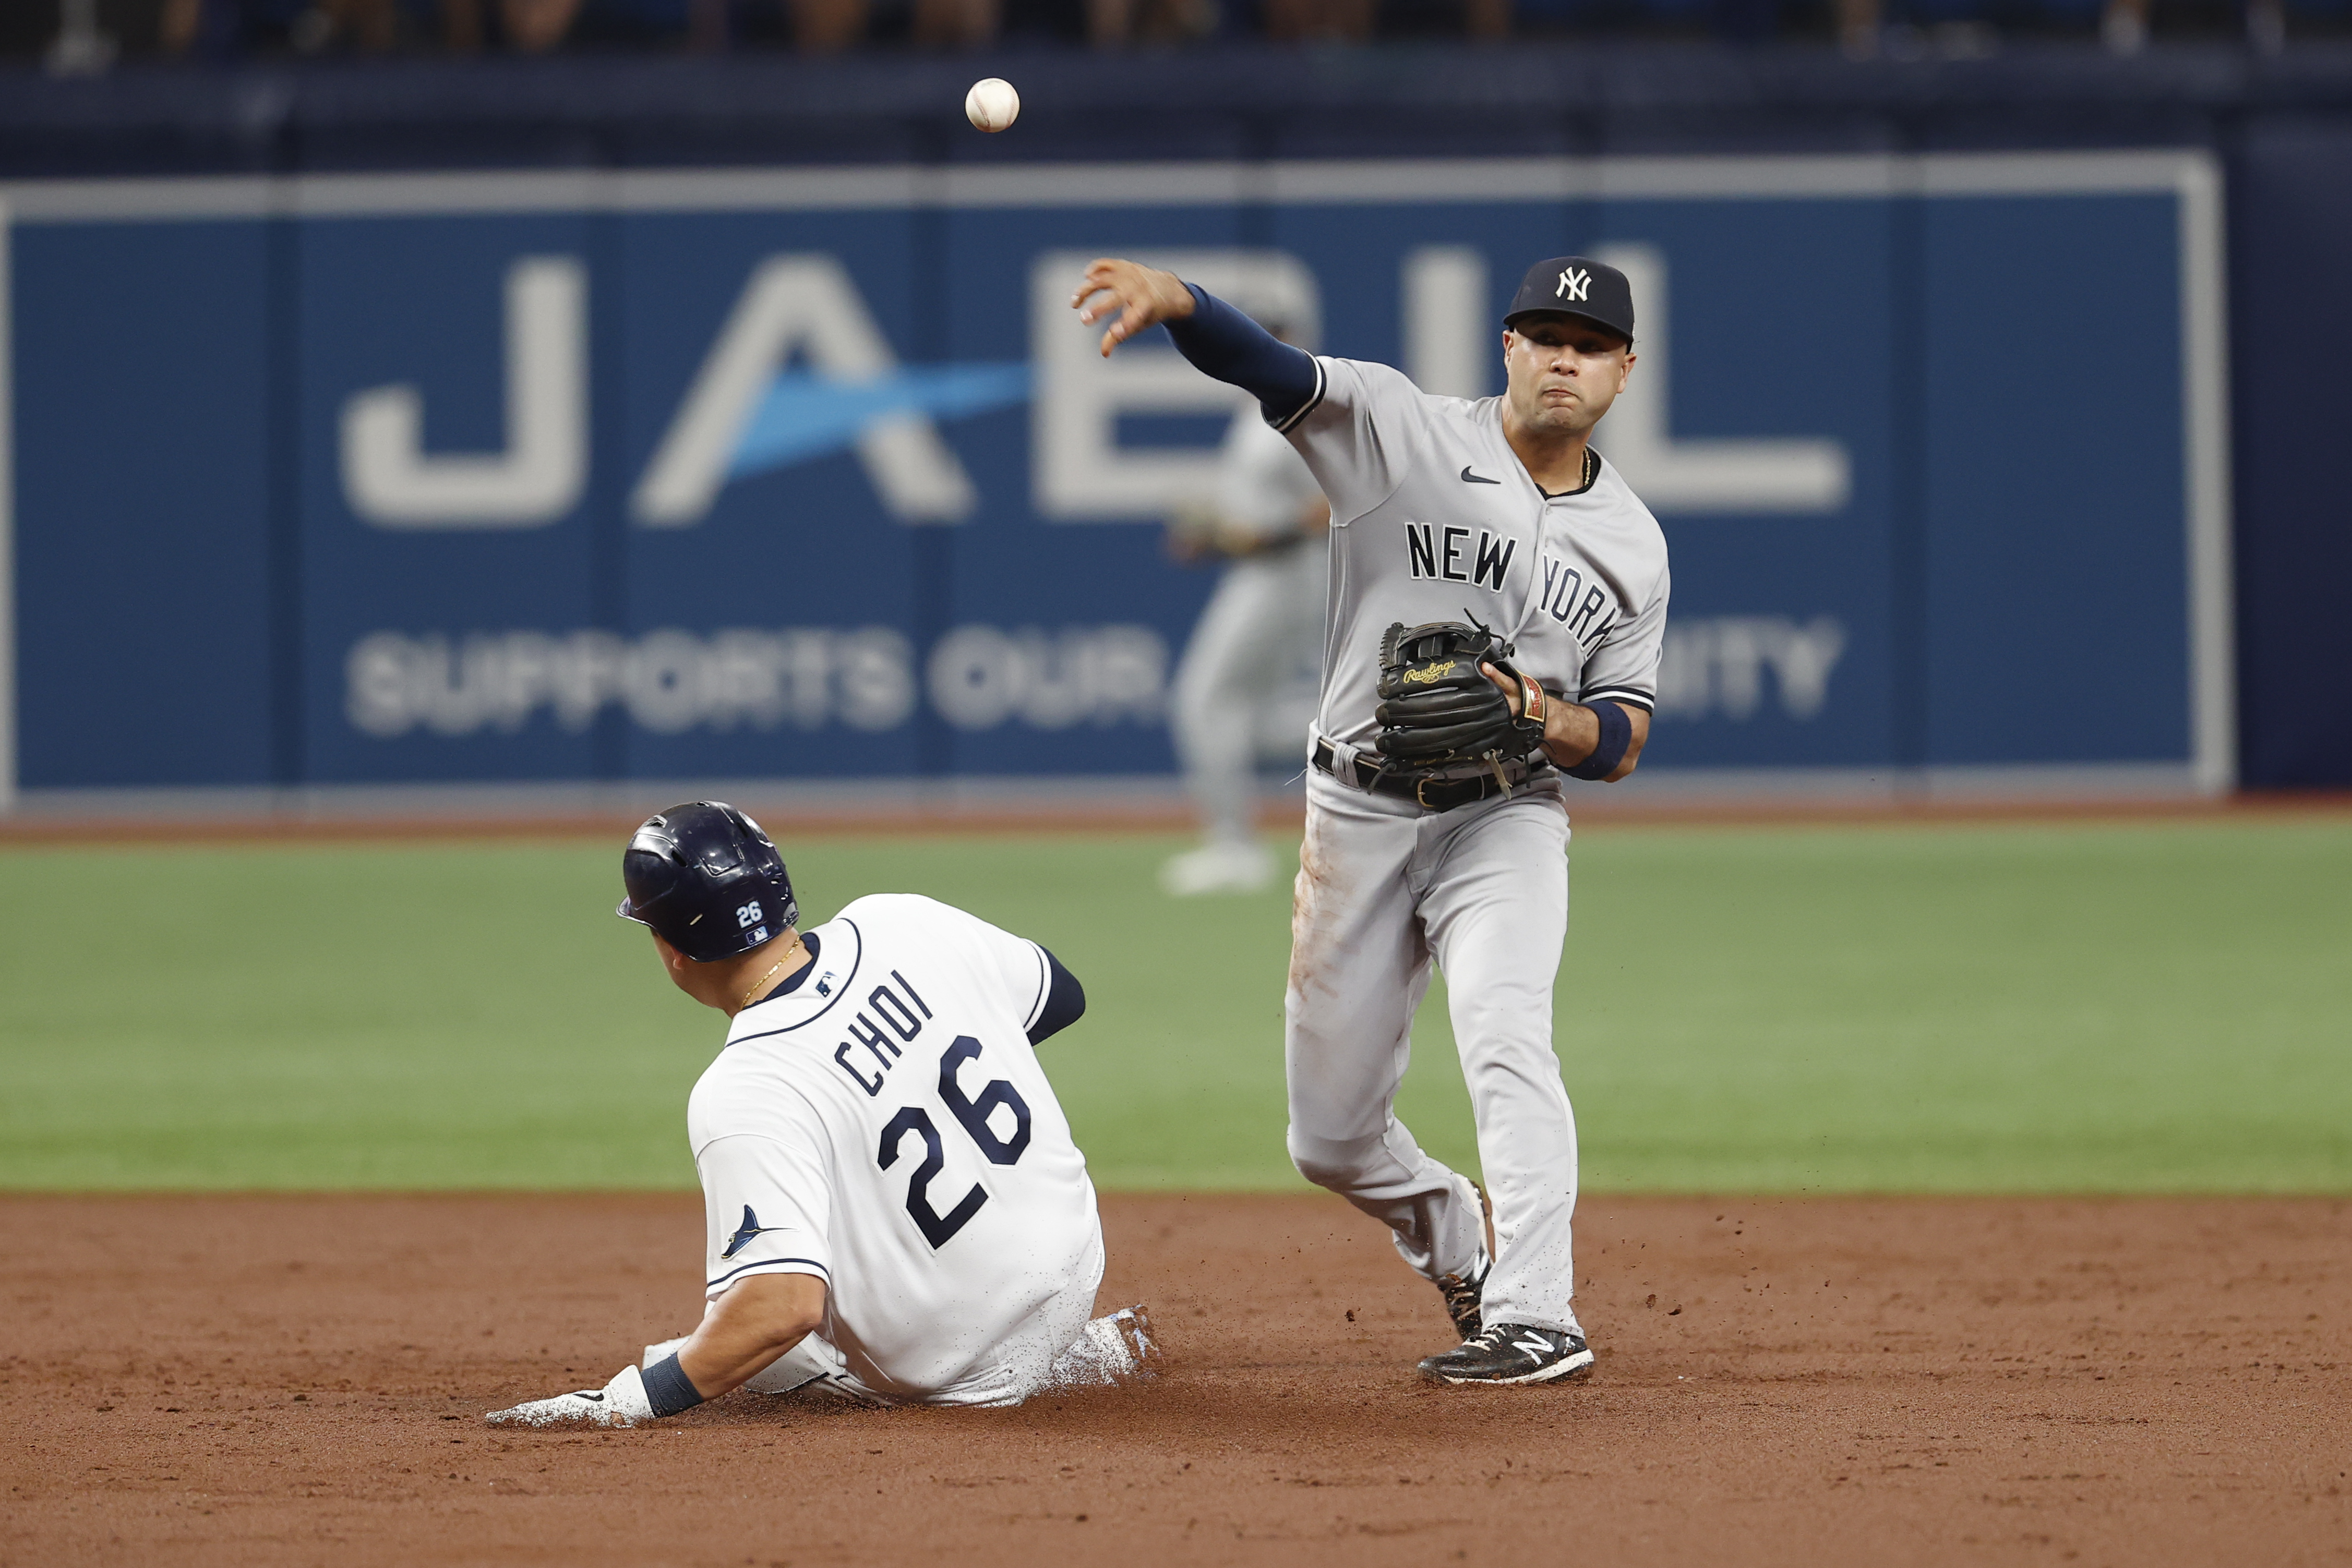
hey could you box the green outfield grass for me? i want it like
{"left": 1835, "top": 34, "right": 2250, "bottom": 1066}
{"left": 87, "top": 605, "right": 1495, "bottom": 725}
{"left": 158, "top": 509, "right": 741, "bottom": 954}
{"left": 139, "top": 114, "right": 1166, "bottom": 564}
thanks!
{"left": 3, "top": 817, "right": 2347, "bottom": 1193}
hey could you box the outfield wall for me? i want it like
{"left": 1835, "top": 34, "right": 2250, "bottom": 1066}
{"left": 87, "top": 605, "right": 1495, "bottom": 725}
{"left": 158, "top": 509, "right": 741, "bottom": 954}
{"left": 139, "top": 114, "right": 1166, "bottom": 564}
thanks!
{"left": 2229, "top": 117, "right": 2352, "bottom": 792}
{"left": 0, "top": 145, "right": 2240, "bottom": 803}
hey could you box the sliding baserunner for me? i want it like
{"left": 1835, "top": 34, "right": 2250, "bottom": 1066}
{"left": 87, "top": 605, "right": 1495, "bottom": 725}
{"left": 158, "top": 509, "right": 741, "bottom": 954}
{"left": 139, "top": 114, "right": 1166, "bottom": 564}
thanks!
{"left": 488, "top": 801, "right": 1155, "bottom": 1424}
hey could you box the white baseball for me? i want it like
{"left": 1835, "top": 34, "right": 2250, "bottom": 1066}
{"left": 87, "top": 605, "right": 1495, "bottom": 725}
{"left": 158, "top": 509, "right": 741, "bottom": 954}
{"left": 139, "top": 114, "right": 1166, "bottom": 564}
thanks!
{"left": 964, "top": 78, "right": 1019, "bottom": 134}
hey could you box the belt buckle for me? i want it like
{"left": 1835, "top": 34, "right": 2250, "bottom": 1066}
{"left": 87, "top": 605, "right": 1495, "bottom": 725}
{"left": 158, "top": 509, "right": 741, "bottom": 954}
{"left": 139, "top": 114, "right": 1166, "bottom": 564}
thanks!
{"left": 1414, "top": 775, "right": 1440, "bottom": 810}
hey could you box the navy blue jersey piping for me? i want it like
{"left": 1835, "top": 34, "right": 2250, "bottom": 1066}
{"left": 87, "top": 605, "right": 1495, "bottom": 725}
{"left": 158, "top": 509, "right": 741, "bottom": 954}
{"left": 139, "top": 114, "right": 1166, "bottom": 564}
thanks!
{"left": 1269, "top": 357, "right": 1327, "bottom": 434}
{"left": 728, "top": 918, "right": 866, "bottom": 1043}
{"left": 1024, "top": 940, "right": 1049, "bottom": 1031}
{"left": 706, "top": 1255, "right": 832, "bottom": 1290}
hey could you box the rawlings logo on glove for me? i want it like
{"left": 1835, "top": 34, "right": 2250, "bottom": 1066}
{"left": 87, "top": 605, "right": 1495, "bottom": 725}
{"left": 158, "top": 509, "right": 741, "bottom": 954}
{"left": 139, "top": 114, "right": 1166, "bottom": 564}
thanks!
{"left": 1373, "top": 618, "right": 1547, "bottom": 771}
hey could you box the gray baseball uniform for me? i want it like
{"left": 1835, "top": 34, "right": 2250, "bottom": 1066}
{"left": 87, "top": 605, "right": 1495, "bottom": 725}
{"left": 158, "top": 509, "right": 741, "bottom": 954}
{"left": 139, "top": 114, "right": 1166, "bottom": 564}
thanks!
{"left": 1278, "top": 355, "right": 1670, "bottom": 1336}
{"left": 1169, "top": 410, "right": 1328, "bottom": 854}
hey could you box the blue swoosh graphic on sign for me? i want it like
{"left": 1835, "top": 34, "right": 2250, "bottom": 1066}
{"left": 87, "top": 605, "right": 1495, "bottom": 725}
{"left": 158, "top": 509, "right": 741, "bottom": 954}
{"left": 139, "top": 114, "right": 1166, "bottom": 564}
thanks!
{"left": 729, "top": 363, "right": 1033, "bottom": 479}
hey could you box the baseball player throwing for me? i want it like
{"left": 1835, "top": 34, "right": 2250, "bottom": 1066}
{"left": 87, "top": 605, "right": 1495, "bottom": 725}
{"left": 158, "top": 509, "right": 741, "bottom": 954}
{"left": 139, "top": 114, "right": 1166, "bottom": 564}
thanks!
{"left": 487, "top": 802, "right": 1155, "bottom": 1425}
{"left": 1074, "top": 254, "right": 1666, "bottom": 1384}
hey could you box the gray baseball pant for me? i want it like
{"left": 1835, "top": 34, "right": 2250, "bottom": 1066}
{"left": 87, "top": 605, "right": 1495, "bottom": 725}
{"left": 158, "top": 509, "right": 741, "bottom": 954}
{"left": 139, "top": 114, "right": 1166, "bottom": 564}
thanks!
{"left": 1284, "top": 763, "right": 1580, "bottom": 1336}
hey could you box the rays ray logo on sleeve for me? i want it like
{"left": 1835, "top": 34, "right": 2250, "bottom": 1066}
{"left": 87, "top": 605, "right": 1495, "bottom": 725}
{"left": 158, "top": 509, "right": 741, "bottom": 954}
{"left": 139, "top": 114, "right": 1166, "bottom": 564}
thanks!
{"left": 721, "top": 1205, "right": 772, "bottom": 1260}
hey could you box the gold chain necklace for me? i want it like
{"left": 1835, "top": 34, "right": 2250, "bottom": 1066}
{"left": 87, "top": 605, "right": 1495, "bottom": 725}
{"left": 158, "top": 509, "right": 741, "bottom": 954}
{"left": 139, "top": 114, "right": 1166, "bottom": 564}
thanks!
{"left": 738, "top": 935, "right": 807, "bottom": 1010}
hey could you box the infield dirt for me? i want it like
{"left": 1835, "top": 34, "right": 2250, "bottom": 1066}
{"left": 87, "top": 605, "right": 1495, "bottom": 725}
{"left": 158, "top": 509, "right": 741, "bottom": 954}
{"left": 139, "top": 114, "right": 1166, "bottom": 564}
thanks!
{"left": 5, "top": 1193, "right": 2347, "bottom": 1566}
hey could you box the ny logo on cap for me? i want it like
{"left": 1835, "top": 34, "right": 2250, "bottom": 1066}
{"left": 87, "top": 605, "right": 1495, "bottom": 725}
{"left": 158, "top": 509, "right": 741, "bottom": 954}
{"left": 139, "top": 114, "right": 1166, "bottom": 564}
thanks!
{"left": 1556, "top": 267, "right": 1592, "bottom": 303}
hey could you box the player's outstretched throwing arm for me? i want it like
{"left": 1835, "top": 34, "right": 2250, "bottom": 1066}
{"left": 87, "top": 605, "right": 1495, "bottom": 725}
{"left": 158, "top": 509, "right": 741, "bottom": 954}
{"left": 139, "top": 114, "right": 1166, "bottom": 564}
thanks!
{"left": 1073, "top": 259, "right": 1321, "bottom": 427}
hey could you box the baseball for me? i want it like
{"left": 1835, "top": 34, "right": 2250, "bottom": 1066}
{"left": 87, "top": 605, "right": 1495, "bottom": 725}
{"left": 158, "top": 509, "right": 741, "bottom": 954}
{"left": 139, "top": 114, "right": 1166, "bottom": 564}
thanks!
{"left": 964, "top": 77, "right": 1019, "bottom": 134}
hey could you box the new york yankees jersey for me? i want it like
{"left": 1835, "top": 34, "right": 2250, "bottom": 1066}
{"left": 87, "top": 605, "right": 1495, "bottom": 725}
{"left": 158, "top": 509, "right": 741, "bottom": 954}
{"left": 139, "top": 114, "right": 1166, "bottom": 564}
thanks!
{"left": 687, "top": 894, "right": 1101, "bottom": 1404}
{"left": 1279, "top": 357, "right": 1671, "bottom": 752}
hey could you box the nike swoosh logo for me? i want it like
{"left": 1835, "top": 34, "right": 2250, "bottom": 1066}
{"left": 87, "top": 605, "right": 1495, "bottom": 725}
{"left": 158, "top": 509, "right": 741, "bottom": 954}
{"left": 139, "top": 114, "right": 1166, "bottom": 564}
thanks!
{"left": 1460, "top": 466, "right": 1502, "bottom": 485}
{"left": 577, "top": 1392, "right": 605, "bottom": 1403}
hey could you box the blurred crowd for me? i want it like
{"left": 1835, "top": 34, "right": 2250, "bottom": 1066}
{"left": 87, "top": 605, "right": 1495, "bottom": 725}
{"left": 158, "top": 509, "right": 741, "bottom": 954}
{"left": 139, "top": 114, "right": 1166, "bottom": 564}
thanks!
{"left": 11, "top": 0, "right": 2320, "bottom": 71}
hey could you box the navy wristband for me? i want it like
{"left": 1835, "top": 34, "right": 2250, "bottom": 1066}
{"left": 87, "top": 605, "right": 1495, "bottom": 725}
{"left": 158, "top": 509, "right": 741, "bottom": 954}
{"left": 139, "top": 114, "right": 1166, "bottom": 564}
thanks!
{"left": 640, "top": 1353, "right": 705, "bottom": 1418}
{"left": 1566, "top": 700, "right": 1633, "bottom": 781}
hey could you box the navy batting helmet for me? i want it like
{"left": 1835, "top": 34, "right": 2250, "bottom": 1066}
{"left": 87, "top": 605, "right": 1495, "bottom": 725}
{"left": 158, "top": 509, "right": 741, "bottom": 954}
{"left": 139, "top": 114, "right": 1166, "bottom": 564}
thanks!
{"left": 616, "top": 802, "right": 799, "bottom": 963}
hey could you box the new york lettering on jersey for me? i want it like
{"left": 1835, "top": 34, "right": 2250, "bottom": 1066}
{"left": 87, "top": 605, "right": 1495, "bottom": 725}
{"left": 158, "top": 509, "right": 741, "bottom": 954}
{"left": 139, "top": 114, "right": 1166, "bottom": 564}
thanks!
{"left": 1389, "top": 465, "right": 1618, "bottom": 644}
{"left": 1403, "top": 522, "right": 1517, "bottom": 594}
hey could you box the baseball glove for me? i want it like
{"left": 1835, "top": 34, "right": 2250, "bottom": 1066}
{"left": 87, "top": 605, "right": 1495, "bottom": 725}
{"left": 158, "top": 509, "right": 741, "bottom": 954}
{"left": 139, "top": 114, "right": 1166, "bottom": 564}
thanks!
{"left": 1372, "top": 618, "right": 1548, "bottom": 768}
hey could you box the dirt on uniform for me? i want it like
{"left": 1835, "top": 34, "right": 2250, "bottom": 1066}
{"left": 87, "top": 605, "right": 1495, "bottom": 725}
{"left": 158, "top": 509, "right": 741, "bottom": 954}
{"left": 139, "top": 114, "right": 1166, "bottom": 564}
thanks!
{"left": 4, "top": 1192, "right": 2347, "bottom": 1566}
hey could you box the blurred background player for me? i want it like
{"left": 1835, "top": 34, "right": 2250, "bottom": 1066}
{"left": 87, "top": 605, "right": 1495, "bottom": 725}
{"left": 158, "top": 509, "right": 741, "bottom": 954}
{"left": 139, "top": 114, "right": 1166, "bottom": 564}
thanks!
{"left": 487, "top": 802, "right": 1156, "bottom": 1426}
{"left": 1159, "top": 318, "right": 1331, "bottom": 898}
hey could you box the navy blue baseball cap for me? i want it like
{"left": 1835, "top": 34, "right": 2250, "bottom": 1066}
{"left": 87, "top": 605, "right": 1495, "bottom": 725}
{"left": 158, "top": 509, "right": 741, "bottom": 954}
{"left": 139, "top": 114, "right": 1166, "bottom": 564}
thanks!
{"left": 1503, "top": 257, "right": 1635, "bottom": 345}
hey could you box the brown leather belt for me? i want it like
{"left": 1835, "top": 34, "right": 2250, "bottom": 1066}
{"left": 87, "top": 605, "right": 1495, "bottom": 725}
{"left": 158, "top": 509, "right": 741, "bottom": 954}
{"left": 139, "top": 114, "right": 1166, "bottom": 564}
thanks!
{"left": 1311, "top": 738, "right": 1547, "bottom": 813}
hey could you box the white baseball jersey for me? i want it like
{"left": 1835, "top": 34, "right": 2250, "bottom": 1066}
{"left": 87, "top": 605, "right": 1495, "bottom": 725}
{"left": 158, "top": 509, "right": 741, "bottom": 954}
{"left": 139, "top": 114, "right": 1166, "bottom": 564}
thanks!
{"left": 1278, "top": 357, "right": 1672, "bottom": 750}
{"left": 687, "top": 893, "right": 1101, "bottom": 1405}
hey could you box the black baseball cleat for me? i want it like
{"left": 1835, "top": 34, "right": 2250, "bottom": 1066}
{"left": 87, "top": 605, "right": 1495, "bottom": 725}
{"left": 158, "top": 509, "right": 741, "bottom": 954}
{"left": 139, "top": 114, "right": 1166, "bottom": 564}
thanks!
{"left": 1432, "top": 1178, "right": 1497, "bottom": 1340}
{"left": 1418, "top": 1322, "right": 1595, "bottom": 1385}
{"left": 1434, "top": 1255, "right": 1490, "bottom": 1342}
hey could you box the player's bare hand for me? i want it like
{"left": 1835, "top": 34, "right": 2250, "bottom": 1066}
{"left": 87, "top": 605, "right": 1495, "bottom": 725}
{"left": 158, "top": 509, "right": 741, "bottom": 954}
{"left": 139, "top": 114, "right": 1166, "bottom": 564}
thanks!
{"left": 1479, "top": 661, "right": 1527, "bottom": 719}
{"left": 1072, "top": 259, "right": 1196, "bottom": 358}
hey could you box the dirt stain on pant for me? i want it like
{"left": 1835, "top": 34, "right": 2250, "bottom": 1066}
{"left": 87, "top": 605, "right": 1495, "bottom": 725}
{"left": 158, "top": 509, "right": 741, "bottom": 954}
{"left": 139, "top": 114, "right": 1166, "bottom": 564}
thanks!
{"left": 1288, "top": 809, "right": 1343, "bottom": 1001}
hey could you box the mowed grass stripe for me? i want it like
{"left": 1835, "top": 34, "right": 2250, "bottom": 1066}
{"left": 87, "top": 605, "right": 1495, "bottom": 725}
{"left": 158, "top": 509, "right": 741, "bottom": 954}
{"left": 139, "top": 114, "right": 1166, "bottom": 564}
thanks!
{"left": 1, "top": 818, "right": 2345, "bottom": 1193}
